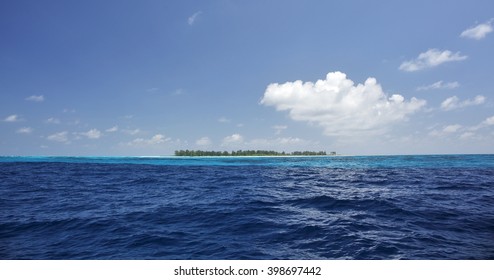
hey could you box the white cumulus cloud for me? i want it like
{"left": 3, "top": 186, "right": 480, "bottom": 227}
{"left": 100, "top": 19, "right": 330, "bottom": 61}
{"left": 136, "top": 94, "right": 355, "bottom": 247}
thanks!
{"left": 260, "top": 71, "right": 426, "bottom": 137}
{"left": 25, "top": 95, "right": 44, "bottom": 102}
{"left": 417, "top": 81, "right": 459, "bottom": 91}
{"left": 460, "top": 19, "right": 493, "bottom": 40}
{"left": 399, "top": 49, "right": 467, "bottom": 72}
{"left": 440, "top": 95, "right": 485, "bottom": 111}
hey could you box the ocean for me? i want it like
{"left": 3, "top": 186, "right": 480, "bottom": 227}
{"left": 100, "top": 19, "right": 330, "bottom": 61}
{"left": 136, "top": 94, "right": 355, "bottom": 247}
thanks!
{"left": 1, "top": 155, "right": 493, "bottom": 259}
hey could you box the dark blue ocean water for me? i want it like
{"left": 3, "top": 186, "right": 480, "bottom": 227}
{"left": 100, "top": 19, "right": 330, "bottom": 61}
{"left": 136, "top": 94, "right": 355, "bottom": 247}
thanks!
{"left": 1, "top": 155, "right": 493, "bottom": 259}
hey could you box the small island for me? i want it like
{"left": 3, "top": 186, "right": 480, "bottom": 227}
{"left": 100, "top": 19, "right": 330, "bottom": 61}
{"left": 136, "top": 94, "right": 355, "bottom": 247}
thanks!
{"left": 174, "top": 150, "right": 336, "bottom": 157}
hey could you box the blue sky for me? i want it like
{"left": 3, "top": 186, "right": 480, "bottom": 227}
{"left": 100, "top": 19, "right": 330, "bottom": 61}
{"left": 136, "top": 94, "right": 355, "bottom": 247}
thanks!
{"left": 1, "top": 0, "right": 493, "bottom": 156}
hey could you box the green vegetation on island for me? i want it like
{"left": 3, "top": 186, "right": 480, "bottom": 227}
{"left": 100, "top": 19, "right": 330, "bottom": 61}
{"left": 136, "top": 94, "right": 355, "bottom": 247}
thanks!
{"left": 174, "top": 150, "right": 336, "bottom": 157}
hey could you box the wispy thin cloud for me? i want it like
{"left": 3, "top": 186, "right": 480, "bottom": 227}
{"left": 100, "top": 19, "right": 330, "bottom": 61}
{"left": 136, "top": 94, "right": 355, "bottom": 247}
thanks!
{"left": 45, "top": 117, "right": 61, "bottom": 124}
{"left": 196, "top": 136, "right": 212, "bottom": 146}
{"left": 470, "top": 115, "right": 494, "bottom": 131}
{"left": 459, "top": 132, "right": 476, "bottom": 140}
{"left": 460, "top": 19, "right": 493, "bottom": 40}
{"left": 25, "top": 95, "right": 44, "bottom": 102}
{"left": 222, "top": 133, "right": 244, "bottom": 145}
{"left": 171, "top": 88, "right": 185, "bottom": 96}
{"left": 146, "top": 88, "right": 159, "bottom": 93}
{"left": 481, "top": 116, "right": 494, "bottom": 126}
{"left": 417, "top": 81, "right": 460, "bottom": 91}
{"left": 441, "top": 95, "right": 485, "bottom": 111}
{"left": 47, "top": 131, "right": 69, "bottom": 143}
{"left": 442, "top": 124, "right": 462, "bottom": 133}
{"left": 123, "top": 128, "right": 140, "bottom": 135}
{"left": 188, "top": 11, "right": 202, "bottom": 26}
{"left": 429, "top": 124, "right": 463, "bottom": 137}
{"left": 126, "top": 134, "right": 171, "bottom": 146}
{"left": 236, "top": 136, "right": 318, "bottom": 151}
{"left": 465, "top": 116, "right": 494, "bottom": 134}
{"left": 16, "top": 127, "right": 33, "bottom": 134}
{"left": 106, "top": 126, "right": 118, "bottom": 132}
{"left": 218, "top": 117, "right": 231, "bottom": 123}
{"left": 273, "top": 125, "right": 288, "bottom": 135}
{"left": 429, "top": 115, "right": 494, "bottom": 139}
{"left": 79, "top": 129, "right": 102, "bottom": 139}
{"left": 3, "top": 114, "right": 20, "bottom": 122}
{"left": 399, "top": 49, "right": 467, "bottom": 72}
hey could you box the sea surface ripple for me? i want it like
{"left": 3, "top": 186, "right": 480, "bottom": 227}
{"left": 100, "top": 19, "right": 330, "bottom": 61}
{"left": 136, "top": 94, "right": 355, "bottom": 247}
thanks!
{"left": 1, "top": 155, "right": 493, "bottom": 259}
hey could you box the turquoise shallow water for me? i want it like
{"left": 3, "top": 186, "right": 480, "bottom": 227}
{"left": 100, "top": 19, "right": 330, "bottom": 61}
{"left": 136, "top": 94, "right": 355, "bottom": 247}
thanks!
{"left": 1, "top": 154, "right": 494, "bottom": 168}
{"left": 1, "top": 154, "right": 493, "bottom": 259}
